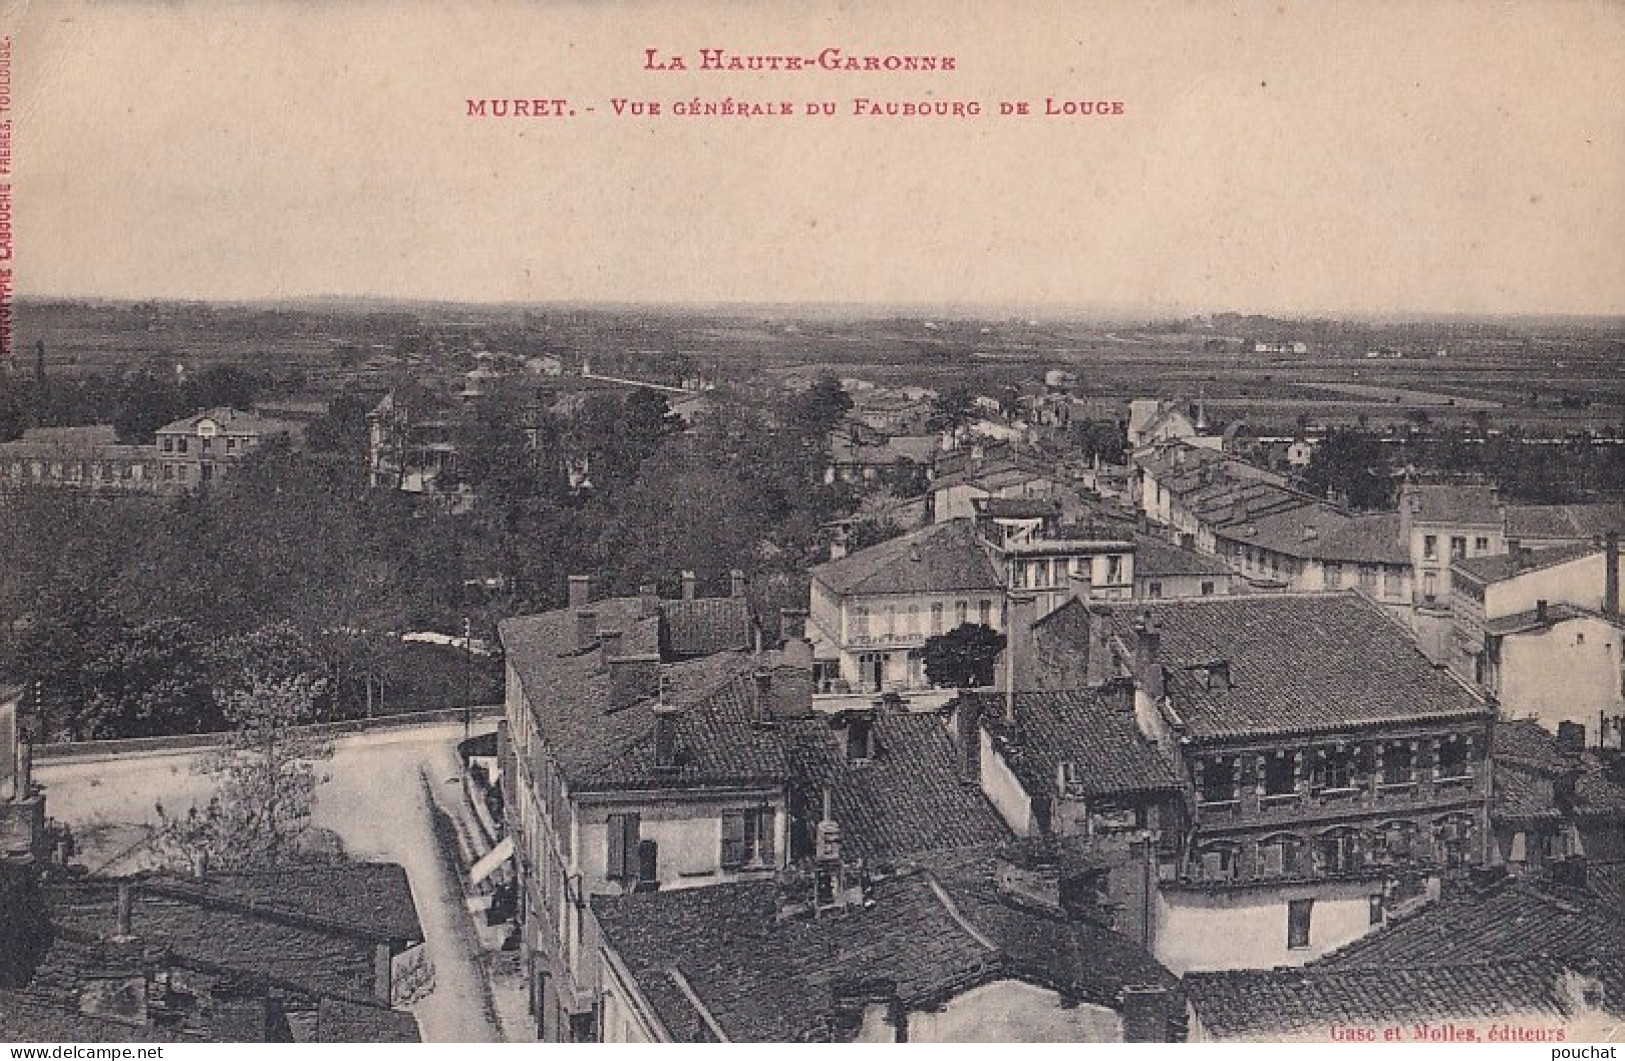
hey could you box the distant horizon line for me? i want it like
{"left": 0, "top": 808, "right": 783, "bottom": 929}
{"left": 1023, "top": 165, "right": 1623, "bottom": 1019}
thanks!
{"left": 12, "top": 293, "right": 1625, "bottom": 327}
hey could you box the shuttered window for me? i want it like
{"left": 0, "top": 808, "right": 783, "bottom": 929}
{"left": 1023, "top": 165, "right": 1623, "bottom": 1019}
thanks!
{"left": 721, "top": 809, "right": 776, "bottom": 870}
{"left": 606, "top": 812, "right": 640, "bottom": 880}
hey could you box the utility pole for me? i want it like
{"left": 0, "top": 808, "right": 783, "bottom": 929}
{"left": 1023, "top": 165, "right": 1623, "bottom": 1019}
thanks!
{"left": 462, "top": 615, "right": 473, "bottom": 744}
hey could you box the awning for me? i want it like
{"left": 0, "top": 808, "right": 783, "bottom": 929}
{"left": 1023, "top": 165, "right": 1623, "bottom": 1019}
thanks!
{"left": 469, "top": 836, "right": 514, "bottom": 886}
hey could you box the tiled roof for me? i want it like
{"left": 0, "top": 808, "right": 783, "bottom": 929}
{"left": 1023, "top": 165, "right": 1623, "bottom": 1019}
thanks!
{"left": 314, "top": 997, "right": 421, "bottom": 1043}
{"left": 1313, "top": 876, "right": 1618, "bottom": 970}
{"left": 660, "top": 596, "right": 754, "bottom": 658}
{"left": 1454, "top": 541, "right": 1600, "bottom": 585}
{"left": 1107, "top": 593, "right": 1489, "bottom": 742}
{"left": 781, "top": 711, "right": 1010, "bottom": 866}
{"left": 591, "top": 855, "right": 1181, "bottom": 1042}
{"left": 0, "top": 990, "right": 182, "bottom": 1042}
{"left": 47, "top": 881, "right": 387, "bottom": 1003}
{"left": 156, "top": 407, "right": 302, "bottom": 438}
{"left": 1133, "top": 536, "right": 1234, "bottom": 579}
{"left": 976, "top": 496, "right": 1062, "bottom": 520}
{"left": 1484, "top": 603, "right": 1625, "bottom": 637}
{"left": 1215, "top": 505, "right": 1406, "bottom": 565}
{"left": 1406, "top": 484, "right": 1503, "bottom": 526}
{"left": 1186, "top": 959, "right": 1622, "bottom": 1040}
{"left": 1506, "top": 502, "right": 1625, "bottom": 542}
{"left": 810, "top": 519, "right": 1003, "bottom": 597}
{"left": 964, "top": 689, "right": 1183, "bottom": 799}
{"left": 16, "top": 425, "right": 119, "bottom": 445}
{"left": 1495, "top": 719, "right": 1577, "bottom": 773}
{"left": 142, "top": 862, "right": 424, "bottom": 943}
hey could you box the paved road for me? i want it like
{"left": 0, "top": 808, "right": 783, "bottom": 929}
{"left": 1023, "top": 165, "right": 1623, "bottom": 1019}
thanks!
{"left": 36, "top": 721, "right": 502, "bottom": 1044}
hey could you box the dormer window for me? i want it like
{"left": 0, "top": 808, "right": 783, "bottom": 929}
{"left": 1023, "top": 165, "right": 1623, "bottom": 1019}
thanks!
{"left": 720, "top": 808, "right": 775, "bottom": 870}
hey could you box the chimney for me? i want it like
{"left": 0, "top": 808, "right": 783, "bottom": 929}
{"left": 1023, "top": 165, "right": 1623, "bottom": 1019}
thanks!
{"left": 842, "top": 709, "right": 877, "bottom": 762}
{"left": 567, "top": 574, "right": 592, "bottom": 609}
{"left": 780, "top": 608, "right": 809, "bottom": 643}
{"left": 653, "top": 701, "right": 680, "bottom": 773}
{"left": 575, "top": 609, "right": 599, "bottom": 653}
{"left": 730, "top": 569, "right": 747, "bottom": 598}
{"left": 598, "top": 627, "right": 624, "bottom": 664}
{"left": 639, "top": 583, "right": 659, "bottom": 619}
{"left": 1556, "top": 720, "right": 1586, "bottom": 755}
{"left": 1605, "top": 531, "right": 1619, "bottom": 617}
{"left": 753, "top": 670, "right": 773, "bottom": 723}
{"left": 1119, "top": 985, "right": 1172, "bottom": 1043}
{"left": 681, "top": 570, "right": 697, "bottom": 601}
{"left": 1131, "top": 615, "right": 1165, "bottom": 701}
{"left": 1003, "top": 592, "right": 1038, "bottom": 724}
{"left": 1085, "top": 604, "right": 1115, "bottom": 686}
{"left": 1536, "top": 599, "right": 1549, "bottom": 625}
{"left": 995, "top": 854, "right": 1063, "bottom": 913}
{"left": 115, "top": 881, "right": 134, "bottom": 940}
{"left": 953, "top": 697, "right": 982, "bottom": 784}
{"left": 607, "top": 653, "right": 662, "bottom": 710}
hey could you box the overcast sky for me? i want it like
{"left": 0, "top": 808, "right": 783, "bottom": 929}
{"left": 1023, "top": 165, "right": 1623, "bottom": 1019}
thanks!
{"left": 8, "top": 0, "right": 1624, "bottom": 315}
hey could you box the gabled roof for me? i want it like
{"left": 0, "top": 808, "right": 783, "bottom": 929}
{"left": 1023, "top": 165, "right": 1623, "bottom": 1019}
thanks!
{"left": 1313, "top": 876, "right": 1618, "bottom": 970}
{"left": 156, "top": 407, "right": 301, "bottom": 437}
{"left": 964, "top": 689, "right": 1183, "bottom": 799}
{"left": 141, "top": 862, "right": 423, "bottom": 943}
{"left": 591, "top": 854, "right": 1181, "bottom": 1042}
{"left": 1454, "top": 541, "right": 1601, "bottom": 585}
{"left": 1506, "top": 502, "right": 1625, "bottom": 542}
{"left": 1484, "top": 603, "right": 1625, "bottom": 637}
{"left": 1404, "top": 483, "right": 1504, "bottom": 526}
{"left": 1133, "top": 536, "right": 1233, "bottom": 579}
{"left": 1108, "top": 593, "right": 1489, "bottom": 742}
{"left": 1186, "top": 958, "right": 1623, "bottom": 1040}
{"left": 810, "top": 519, "right": 1002, "bottom": 597}
{"left": 782, "top": 711, "right": 1010, "bottom": 865}
{"left": 660, "top": 596, "right": 753, "bottom": 658}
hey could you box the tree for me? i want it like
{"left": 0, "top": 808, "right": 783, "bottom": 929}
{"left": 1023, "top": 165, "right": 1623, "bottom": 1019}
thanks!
{"left": 1300, "top": 429, "right": 1393, "bottom": 511}
{"left": 153, "top": 673, "right": 332, "bottom": 873}
{"left": 927, "top": 383, "right": 977, "bottom": 438}
{"left": 786, "top": 372, "right": 852, "bottom": 443}
{"left": 921, "top": 623, "right": 1006, "bottom": 689}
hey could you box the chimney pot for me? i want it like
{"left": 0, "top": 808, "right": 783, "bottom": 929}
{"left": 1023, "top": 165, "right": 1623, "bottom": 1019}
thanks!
{"left": 653, "top": 702, "right": 680, "bottom": 772}
{"left": 567, "top": 574, "right": 592, "bottom": 609}
{"left": 599, "top": 627, "right": 624, "bottom": 664}
{"left": 639, "top": 583, "right": 659, "bottom": 619}
{"left": 730, "top": 569, "right": 747, "bottom": 598}
{"left": 1536, "top": 599, "right": 1549, "bottom": 624}
{"left": 681, "top": 570, "right": 697, "bottom": 600}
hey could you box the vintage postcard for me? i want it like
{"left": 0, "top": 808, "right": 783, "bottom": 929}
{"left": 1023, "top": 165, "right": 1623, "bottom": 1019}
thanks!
{"left": 0, "top": 0, "right": 1622, "bottom": 1047}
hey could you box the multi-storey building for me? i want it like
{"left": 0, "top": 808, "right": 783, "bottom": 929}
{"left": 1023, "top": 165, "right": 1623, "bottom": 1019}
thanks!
{"left": 1016, "top": 592, "right": 1493, "bottom": 973}
{"left": 153, "top": 407, "right": 302, "bottom": 492}
{"left": 807, "top": 519, "right": 1006, "bottom": 694}
{"left": 1449, "top": 535, "right": 1621, "bottom": 711}
{"left": 1398, "top": 482, "right": 1506, "bottom": 608}
{"left": 0, "top": 426, "right": 157, "bottom": 493}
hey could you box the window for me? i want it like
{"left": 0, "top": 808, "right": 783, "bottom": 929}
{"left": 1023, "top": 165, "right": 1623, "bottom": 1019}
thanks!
{"left": 1312, "top": 748, "right": 1357, "bottom": 794}
{"left": 905, "top": 604, "right": 919, "bottom": 635}
{"left": 1423, "top": 572, "right": 1438, "bottom": 600}
{"left": 1474, "top": 536, "right": 1489, "bottom": 553}
{"left": 955, "top": 600, "right": 968, "bottom": 626}
{"left": 1263, "top": 753, "right": 1297, "bottom": 798}
{"left": 1436, "top": 737, "right": 1469, "bottom": 781}
{"left": 226, "top": 437, "right": 238, "bottom": 452}
{"left": 1369, "top": 895, "right": 1384, "bottom": 925}
{"left": 1287, "top": 899, "right": 1314, "bottom": 949}
{"left": 635, "top": 840, "right": 659, "bottom": 892}
{"left": 162, "top": 436, "right": 174, "bottom": 453}
{"left": 1197, "top": 845, "right": 1237, "bottom": 882}
{"left": 1200, "top": 580, "right": 1216, "bottom": 596}
{"left": 1423, "top": 534, "right": 1438, "bottom": 561}
{"left": 1450, "top": 536, "right": 1467, "bottom": 561}
{"left": 605, "top": 812, "right": 641, "bottom": 882}
{"left": 1107, "top": 555, "right": 1123, "bottom": 583}
{"left": 201, "top": 437, "right": 212, "bottom": 453}
{"left": 1258, "top": 835, "right": 1299, "bottom": 878}
{"left": 930, "top": 602, "right": 944, "bottom": 635}
{"left": 1148, "top": 581, "right": 1163, "bottom": 599}
{"left": 852, "top": 606, "right": 869, "bottom": 639}
{"left": 1358, "top": 567, "right": 1379, "bottom": 594}
{"left": 177, "top": 437, "right": 189, "bottom": 454}
{"left": 977, "top": 599, "right": 992, "bottom": 626}
{"left": 883, "top": 606, "right": 896, "bottom": 638}
{"left": 200, "top": 464, "right": 214, "bottom": 482}
{"left": 1200, "top": 758, "right": 1239, "bottom": 804}
{"left": 721, "top": 808, "right": 776, "bottom": 870}
{"left": 163, "top": 465, "right": 175, "bottom": 481}
{"left": 1381, "top": 744, "right": 1416, "bottom": 786}
{"left": 1317, "top": 830, "right": 1358, "bottom": 874}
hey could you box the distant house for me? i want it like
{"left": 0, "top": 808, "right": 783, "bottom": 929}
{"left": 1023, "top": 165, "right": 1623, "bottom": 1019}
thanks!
{"left": 1133, "top": 535, "right": 1235, "bottom": 600}
{"left": 0, "top": 425, "right": 157, "bottom": 493}
{"left": 154, "top": 407, "right": 302, "bottom": 492}
{"left": 808, "top": 519, "right": 1005, "bottom": 693}
{"left": 1450, "top": 535, "right": 1623, "bottom": 738}
{"left": 1398, "top": 482, "right": 1506, "bottom": 608}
